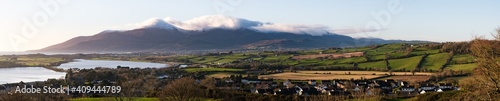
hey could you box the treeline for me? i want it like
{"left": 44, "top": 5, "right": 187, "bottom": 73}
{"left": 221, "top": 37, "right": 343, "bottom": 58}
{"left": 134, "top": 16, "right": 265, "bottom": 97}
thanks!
{"left": 0, "top": 61, "right": 25, "bottom": 68}
{"left": 440, "top": 42, "right": 470, "bottom": 54}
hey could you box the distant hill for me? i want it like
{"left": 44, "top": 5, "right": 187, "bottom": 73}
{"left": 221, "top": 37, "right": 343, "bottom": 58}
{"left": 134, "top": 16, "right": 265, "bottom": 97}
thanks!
{"left": 35, "top": 15, "right": 425, "bottom": 53}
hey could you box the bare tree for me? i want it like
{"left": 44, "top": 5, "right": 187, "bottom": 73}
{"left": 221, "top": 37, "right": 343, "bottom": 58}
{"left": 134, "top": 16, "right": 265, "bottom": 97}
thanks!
{"left": 158, "top": 77, "right": 205, "bottom": 101}
{"left": 493, "top": 28, "right": 500, "bottom": 41}
{"left": 458, "top": 33, "right": 500, "bottom": 100}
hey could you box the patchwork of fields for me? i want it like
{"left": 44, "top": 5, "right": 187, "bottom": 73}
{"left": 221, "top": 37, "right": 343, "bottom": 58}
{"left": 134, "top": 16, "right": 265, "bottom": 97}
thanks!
{"left": 178, "top": 43, "right": 478, "bottom": 79}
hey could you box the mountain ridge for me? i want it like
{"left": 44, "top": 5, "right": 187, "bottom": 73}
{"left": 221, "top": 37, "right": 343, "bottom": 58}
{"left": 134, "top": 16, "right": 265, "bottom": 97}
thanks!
{"left": 34, "top": 15, "right": 429, "bottom": 53}
{"left": 35, "top": 27, "right": 421, "bottom": 53}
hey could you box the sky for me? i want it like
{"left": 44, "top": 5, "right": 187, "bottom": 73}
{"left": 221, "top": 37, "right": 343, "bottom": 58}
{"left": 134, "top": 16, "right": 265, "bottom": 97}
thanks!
{"left": 0, "top": 0, "right": 499, "bottom": 52}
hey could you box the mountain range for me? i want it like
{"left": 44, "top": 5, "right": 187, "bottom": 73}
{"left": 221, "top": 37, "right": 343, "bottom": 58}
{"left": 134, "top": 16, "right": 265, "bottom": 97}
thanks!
{"left": 35, "top": 15, "right": 416, "bottom": 53}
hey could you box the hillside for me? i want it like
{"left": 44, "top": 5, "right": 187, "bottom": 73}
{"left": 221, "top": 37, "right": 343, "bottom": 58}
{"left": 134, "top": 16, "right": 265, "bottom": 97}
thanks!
{"left": 34, "top": 15, "right": 420, "bottom": 53}
{"left": 169, "top": 43, "right": 477, "bottom": 72}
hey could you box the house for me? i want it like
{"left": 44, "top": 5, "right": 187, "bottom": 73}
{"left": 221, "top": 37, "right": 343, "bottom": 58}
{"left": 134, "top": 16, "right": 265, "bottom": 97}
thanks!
{"left": 271, "top": 82, "right": 278, "bottom": 87}
{"left": 385, "top": 79, "right": 395, "bottom": 83}
{"left": 241, "top": 78, "right": 261, "bottom": 84}
{"left": 353, "top": 80, "right": 370, "bottom": 87}
{"left": 327, "top": 87, "right": 346, "bottom": 95}
{"left": 275, "top": 88, "right": 300, "bottom": 95}
{"left": 438, "top": 83, "right": 454, "bottom": 91}
{"left": 308, "top": 80, "right": 317, "bottom": 86}
{"left": 321, "top": 80, "right": 332, "bottom": 86}
{"left": 376, "top": 81, "right": 394, "bottom": 94}
{"left": 397, "top": 80, "right": 408, "bottom": 87}
{"left": 117, "top": 66, "right": 130, "bottom": 69}
{"left": 256, "top": 89, "right": 274, "bottom": 95}
{"left": 420, "top": 83, "right": 436, "bottom": 92}
{"left": 291, "top": 81, "right": 306, "bottom": 86}
{"left": 401, "top": 86, "right": 416, "bottom": 94}
{"left": 179, "top": 64, "right": 189, "bottom": 68}
{"left": 302, "top": 87, "right": 320, "bottom": 95}
{"left": 0, "top": 85, "right": 6, "bottom": 94}
{"left": 420, "top": 90, "right": 426, "bottom": 94}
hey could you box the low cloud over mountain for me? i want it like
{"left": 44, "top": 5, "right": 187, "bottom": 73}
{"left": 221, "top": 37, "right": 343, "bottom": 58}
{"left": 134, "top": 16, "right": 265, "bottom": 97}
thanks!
{"left": 36, "top": 15, "right": 411, "bottom": 53}
{"left": 138, "top": 15, "right": 335, "bottom": 36}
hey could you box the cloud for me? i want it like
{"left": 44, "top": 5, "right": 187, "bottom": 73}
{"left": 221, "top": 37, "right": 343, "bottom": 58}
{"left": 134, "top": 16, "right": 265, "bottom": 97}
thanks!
{"left": 253, "top": 24, "right": 332, "bottom": 36}
{"left": 136, "top": 15, "right": 336, "bottom": 36}
{"left": 140, "top": 18, "right": 177, "bottom": 30}
{"left": 332, "top": 27, "right": 385, "bottom": 34}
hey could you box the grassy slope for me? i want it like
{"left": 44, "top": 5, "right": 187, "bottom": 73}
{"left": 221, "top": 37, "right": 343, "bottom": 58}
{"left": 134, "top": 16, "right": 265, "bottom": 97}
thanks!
{"left": 365, "top": 44, "right": 404, "bottom": 56}
{"left": 358, "top": 56, "right": 422, "bottom": 71}
{"left": 213, "top": 54, "right": 249, "bottom": 63}
{"left": 422, "top": 53, "right": 450, "bottom": 70}
{"left": 450, "top": 54, "right": 475, "bottom": 64}
{"left": 389, "top": 56, "right": 423, "bottom": 71}
{"left": 0, "top": 56, "right": 65, "bottom": 66}
{"left": 410, "top": 49, "right": 440, "bottom": 56}
{"left": 447, "top": 63, "right": 477, "bottom": 71}
{"left": 358, "top": 61, "right": 386, "bottom": 69}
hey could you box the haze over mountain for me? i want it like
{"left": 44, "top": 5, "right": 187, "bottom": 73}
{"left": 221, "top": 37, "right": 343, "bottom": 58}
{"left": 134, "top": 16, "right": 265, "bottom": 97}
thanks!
{"left": 36, "top": 15, "right": 411, "bottom": 53}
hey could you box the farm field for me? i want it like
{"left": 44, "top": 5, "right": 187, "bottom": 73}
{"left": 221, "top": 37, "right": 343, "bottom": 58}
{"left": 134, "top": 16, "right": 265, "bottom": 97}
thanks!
{"left": 0, "top": 56, "right": 66, "bottom": 66}
{"left": 410, "top": 49, "right": 440, "bottom": 56}
{"left": 357, "top": 56, "right": 422, "bottom": 71}
{"left": 389, "top": 56, "right": 423, "bottom": 71}
{"left": 378, "top": 75, "right": 431, "bottom": 83}
{"left": 259, "top": 72, "right": 383, "bottom": 80}
{"left": 358, "top": 60, "right": 386, "bottom": 70}
{"left": 184, "top": 68, "right": 244, "bottom": 72}
{"left": 298, "top": 71, "right": 434, "bottom": 75}
{"left": 207, "top": 72, "right": 238, "bottom": 78}
{"left": 446, "top": 63, "right": 477, "bottom": 71}
{"left": 422, "top": 53, "right": 450, "bottom": 71}
{"left": 291, "top": 52, "right": 364, "bottom": 60}
{"left": 450, "top": 54, "right": 475, "bottom": 64}
{"left": 365, "top": 44, "right": 405, "bottom": 56}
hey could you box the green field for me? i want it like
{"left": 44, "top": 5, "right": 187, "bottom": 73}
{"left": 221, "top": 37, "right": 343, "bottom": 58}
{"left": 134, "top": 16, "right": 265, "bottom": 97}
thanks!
{"left": 212, "top": 54, "right": 249, "bottom": 64}
{"left": 358, "top": 56, "right": 422, "bottom": 71}
{"left": 389, "top": 56, "right": 423, "bottom": 71}
{"left": 299, "top": 49, "right": 324, "bottom": 55}
{"left": 13, "top": 57, "right": 64, "bottom": 66}
{"left": 365, "top": 44, "right": 404, "bottom": 56}
{"left": 410, "top": 49, "right": 440, "bottom": 56}
{"left": 184, "top": 68, "right": 244, "bottom": 72}
{"left": 450, "top": 54, "right": 475, "bottom": 64}
{"left": 261, "top": 55, "right": 292, "bottom": 62}
{"left": 447, "top": 63, "right": 477, "bottom": 71}
{"left": 358, "top": 60, "right": 387, "bottom": 70}
{"left": 339, "top": 47, "right": 372, "bottom": 53}
{"left": 331, "top": 57, "right": 367, "bottom": 64}
{"left": 369, "top": 55, "right": 387, "bottom": 61}
{"left": 422, "top": 53, "right": 450, "bottom": 71}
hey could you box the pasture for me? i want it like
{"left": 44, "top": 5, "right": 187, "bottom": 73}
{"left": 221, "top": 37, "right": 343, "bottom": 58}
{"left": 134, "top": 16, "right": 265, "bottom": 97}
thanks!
{"left": 259, "top": 72, "right": 383, "bottom": 80}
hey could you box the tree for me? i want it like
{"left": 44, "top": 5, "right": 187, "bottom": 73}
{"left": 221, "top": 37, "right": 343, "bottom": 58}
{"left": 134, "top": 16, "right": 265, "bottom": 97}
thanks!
{"left": 158, "top": 77, "right": 206, "bottom": 101}
{"left": 457, "top": 30, "right": 500, "bottom": 100}
{"left": 385, "top": 53, "right": 391, "bottom": 71}
{"left": 469, "top": 39, "right": 500, "bottom": 92}
{"left": 494, "top": 28, "right": 500, "bottom": 41}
